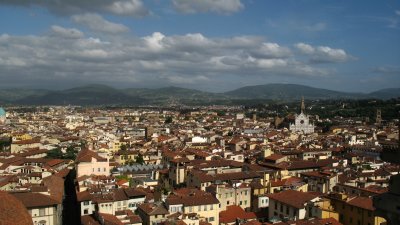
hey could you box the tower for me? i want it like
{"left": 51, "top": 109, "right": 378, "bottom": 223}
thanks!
{"left": 300, "top": 96, "right": 305, "bottom": 113}
{"left": 376, "top": 109, "right": 382, "bottom": 125}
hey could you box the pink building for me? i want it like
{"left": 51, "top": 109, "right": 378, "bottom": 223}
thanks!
{"left": 76, "top": 149, "right": 110, "bottom": 178}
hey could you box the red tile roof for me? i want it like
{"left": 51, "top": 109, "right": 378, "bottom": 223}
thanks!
{"left": 347, "top": 196, "right": 374, "bottom": 211}
{"left": 267, "top": 190, "right": 319, "bottom": 209}
{"left": 12, "top": 192, "right": 59, "bottom": 208}
{"left": 219, "top": 205, "right": 257, "bottom": 224}
{"left": 0, "top": 191, "right": 33, "bottom": 225}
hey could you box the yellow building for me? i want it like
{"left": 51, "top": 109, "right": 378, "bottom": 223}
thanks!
{"left": 206, "top": 183, "right": 251, "bottom": 211}
{"left": 165, "top": 188, "right": 220, "bottom": 225}
{"left": 310, "top": 197, "right": 339, "bottom": 221}
{"left": 328, "top": 193, "right": 386, "bottom": 225}
{"left": 137, "top": 202, "right": 169, "bottom": 225}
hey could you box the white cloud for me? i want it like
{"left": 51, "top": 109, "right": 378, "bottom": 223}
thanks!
{"left": 172, "top": 0, "right": 244, "bottom": 14}
{"left": 0, "top": 30, "right": 351, "bottom": 89}
{"left": 250, "top": 43, "right": 291, "bottom": 59}
{"left": 107, "top": 0, "right": 149, "bottom": 17}
{"left": 295, "top": 42, "right": 354, "bottom": 63}
{"left": 51, "top": 25, "right": 84, "bottom": 39}
{"left": 0, "top": 0, "right": 149, "bottom": 17}
{"left": 72, "top": 13, "right": 130, "bottom": 34}
{"left": 295, "top": 43, "right": 315, "bottom": 54}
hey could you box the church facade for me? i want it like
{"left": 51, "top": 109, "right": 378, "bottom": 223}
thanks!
{"left": 289, "top": 97, "right": 314, "bottom": 134}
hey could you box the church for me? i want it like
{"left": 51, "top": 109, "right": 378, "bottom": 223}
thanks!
{"left": 289, "top": 97, "right": 314, "bottom": 134}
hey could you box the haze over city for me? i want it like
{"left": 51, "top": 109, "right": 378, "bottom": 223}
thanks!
{"left": 0, "top": 0, "right": 399, "bottom": 92}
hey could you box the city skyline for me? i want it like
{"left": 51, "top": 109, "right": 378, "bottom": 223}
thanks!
{"left": 0, "top": 0, "right": 399, "bottom": 92}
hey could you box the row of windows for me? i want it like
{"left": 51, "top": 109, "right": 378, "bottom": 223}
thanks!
{"left": 29, "top": 208, "right": 49, "bottom": 217}
{"left": 186, "top": 204, "right": 214, "bottom": 213}
{"left": 225, "top": 200, "right": 248, "bottom": 206}
{"left": 92, "top": 168, "right": 107, "bottom": 172}
{"left": 274, "top": 202, "right": 296, "bottom": 217}
{"left": 218, "top": 190, "right": 249, "bottom": 199}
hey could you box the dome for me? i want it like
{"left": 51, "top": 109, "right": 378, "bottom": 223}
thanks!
{"left": 0, "top": 108, "right": 5, "bottom": 117}
{"left": 0, "top": 191, "right": 33, "bottom": 225}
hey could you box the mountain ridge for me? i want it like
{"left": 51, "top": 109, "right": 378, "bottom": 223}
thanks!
{"left": 0, "top": 83, "right": 398, "bottom": 106}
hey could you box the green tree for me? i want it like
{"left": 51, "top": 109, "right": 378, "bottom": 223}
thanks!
{"left": 164, "top": 116, "right": 173, "bottom": 124}
{"left": 45, "top": 148, "right": 64, "bottom": 159}
{"left": 135, "top": 153, "right": 145, "bottom": 165}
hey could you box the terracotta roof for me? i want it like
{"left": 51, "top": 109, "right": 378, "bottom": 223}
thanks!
{"left": 77, "top": 191, "right": 92, "bottom": 202}
{"left": 166, "top": 188, "right": 219, "bottom": 207}
{"left": 0, "top": 191, "right": 33, "bottom": 225}
{"left": 98, "top": 213, "right": 123, "bottom": 225}
{"left": 76, "top": 149, "right": 107, "bottom": 163}
{"left": 265, "top": 154, "right": 286, "bottom": 161}
{"left": 274, "top": 217, "right": 342, "bottom": 225}
{"left": 270, "top": 177, "right": 304, "bottom": 187}
{"left": 43, "top": 175, "right": 65, "bottom": 203}
{"left": 219, "top": 205, "right": 257, "bottom": 224}
{"left": 347, "top": 196, "right": 374, "bottom": 211}
{"left": 267, "top": 190, "right": 319, "bottom": 209}
{"left": 137, "top": 202, "right": 169, "bottom": 215}
{"left": 81, "top": 215, "right": 101, "bottom": 225}
{"left": 12, "top": 192, "right": 59, "bottom": 208}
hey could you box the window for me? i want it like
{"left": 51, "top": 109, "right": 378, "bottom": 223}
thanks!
{"left": 210, "top": 204, "right": 213, "bottom": 210}
{"left": 208, "top": 217, "right": 215, "bottom": 222}
{"left": 104, "top": 168, "right": 106, "bottom": 172}
{"left": 286, "top": 206, "right": 289, "bottom": 214}
{"left": 245, "top": 191, "right": 248, "bottom": 195}
{"left": 84, "top": 209, "right": 88, "bottom": 214}
{"left": 189, "top": 206, "right": 193, "bottom": 212}
{"left": 240, "top": 201, "right": 242, "bottom": 205}
{"left": 198, "top": 206, "right": 201, "bottom": 211}
{"left": 203, "top": 205, "right": 207, "bottom": 211}
{"left": 227, "top": 201, "right": 230, "bottom": 205}
{"left": 280, "top": 204, "right": 283, "bottom": 212}
{"left": 155, "top": 215, "right": 158, "bottom": 219}
{"left": 244, "top": 200, "right": 247, "bottom": 205}
{"left": 39, "top": 208, "right": 45, "bottom": 216}
{"left": 83, "top": 201, "right": 90, "bottom": 205}
{"left": 230, "top": 192, "right": 233, "bottom": 197}
{"left": 98, "top": 168, "right": 100, "bottom": 172}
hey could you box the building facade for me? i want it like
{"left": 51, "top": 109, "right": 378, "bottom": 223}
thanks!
{"left": 290, "top": 97, "right": 315, "bottom": 134}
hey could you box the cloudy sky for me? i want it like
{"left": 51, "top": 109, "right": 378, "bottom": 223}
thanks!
{"left": 0, "top": 0, "right": 399, "bottom": 92}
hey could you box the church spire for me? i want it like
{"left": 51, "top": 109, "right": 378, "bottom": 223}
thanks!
{"left": 300, "top": 96, "right": 305, "bottom": 113}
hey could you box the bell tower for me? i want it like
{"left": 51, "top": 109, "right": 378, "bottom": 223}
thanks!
{"left": 300, "top": 96, "right": 305, "bottom": 113}
{"left": 376, "top": 109, "right": 382, "bottom": 125}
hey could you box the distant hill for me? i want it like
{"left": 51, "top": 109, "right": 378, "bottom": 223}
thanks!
{"left": 367, "top": 88, "right": 400, "bottom": 99}
{"left": 224, "top": 83, "right": 363, "bottom": 100}
{"left": 0, "top": 83, "right": 398, "bottom": 106}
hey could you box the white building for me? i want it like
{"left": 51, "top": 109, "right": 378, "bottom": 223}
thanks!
{"left": 290, "top": 97, "right": 314, "bottom": 134}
